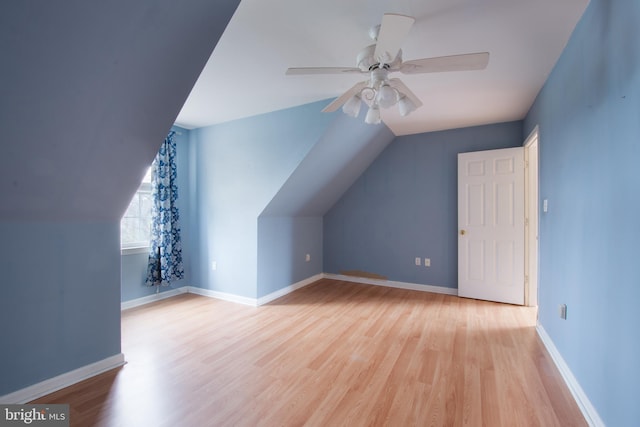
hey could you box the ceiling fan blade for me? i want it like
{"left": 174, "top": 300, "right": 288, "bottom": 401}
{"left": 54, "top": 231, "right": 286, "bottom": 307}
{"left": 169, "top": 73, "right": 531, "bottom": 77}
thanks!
{"left": 400, "top": 52, "right": 490, "bottom": 74}
{"left": 374, "top": 14, "right": 415, "bottom": 64}
{"left": 388, "top": 78, "right": 423, "bottom": 108}
{"left": 322, "top": 81, "right": 368, "bottom": 112}
{"left": 286, "top": 67, "right": 363, "bottom": 75}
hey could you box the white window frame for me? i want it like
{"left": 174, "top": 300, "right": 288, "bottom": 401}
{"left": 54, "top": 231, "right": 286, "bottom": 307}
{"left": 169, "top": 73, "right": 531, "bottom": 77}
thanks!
{"left": 121, "top": 168, "right": 153, "bottom": 255}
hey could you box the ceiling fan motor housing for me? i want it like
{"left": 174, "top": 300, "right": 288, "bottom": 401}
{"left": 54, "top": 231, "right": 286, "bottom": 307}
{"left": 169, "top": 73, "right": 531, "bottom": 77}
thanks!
{"left": 357, "top": 44, "right": 403, "bottom": 72}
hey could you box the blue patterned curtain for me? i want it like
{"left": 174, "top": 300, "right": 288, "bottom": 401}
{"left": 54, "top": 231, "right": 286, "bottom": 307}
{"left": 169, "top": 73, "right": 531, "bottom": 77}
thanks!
{"left": 146, "top": 131, "right": 184, "bottom": 287}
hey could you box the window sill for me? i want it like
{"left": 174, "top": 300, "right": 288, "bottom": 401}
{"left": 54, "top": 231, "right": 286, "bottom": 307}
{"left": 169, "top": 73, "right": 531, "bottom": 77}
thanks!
{"left": 121, "top": 246, "right": 150, "bottom": 256}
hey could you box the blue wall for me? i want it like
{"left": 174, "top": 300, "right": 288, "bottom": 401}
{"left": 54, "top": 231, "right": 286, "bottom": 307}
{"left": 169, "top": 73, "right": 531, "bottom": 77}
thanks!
{"left": 0, "top": 0, "right": 239, "bottom": 398}
{"left": 257, "top": 216, "right": 323, "bottom": 297}
{"left": 120, "top": 127, "right": 192, "bottom": 302}
{"left": 324, "top": 121, "right": 522, "bottom": 288}
{"left": 189, "top": 103, "right": 395, "bottom": 299}
{"left": 0, "top": 222, "right": 121, "bottom": 395}
{"left": 258, "top": 113, "right": 394, "bottom": 298}
{"left": 524, "top": 0, "right": 640, "bottom": 425}
{"left": 189, "top": 101, "right": 337, "bottom": 298}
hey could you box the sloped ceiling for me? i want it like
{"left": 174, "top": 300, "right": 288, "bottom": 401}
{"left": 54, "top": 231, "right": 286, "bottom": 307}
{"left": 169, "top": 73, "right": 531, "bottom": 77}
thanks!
{"left": 261, "top": 109, "right": 395, "bottom": 217}
{"left": 0, "top": 0, "right": 240, "bottom": 221}
{"left": 176, "top": 0, "right": 589, "bottom": 136}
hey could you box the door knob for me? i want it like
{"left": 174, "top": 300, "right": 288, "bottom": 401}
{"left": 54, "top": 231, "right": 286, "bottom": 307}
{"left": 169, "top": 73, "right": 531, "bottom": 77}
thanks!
{"left": 460, "top": 229, "right": 466, "bottom": 235}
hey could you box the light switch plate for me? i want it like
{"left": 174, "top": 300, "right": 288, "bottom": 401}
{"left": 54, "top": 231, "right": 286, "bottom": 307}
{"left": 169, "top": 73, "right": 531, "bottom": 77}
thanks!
{"left": 559, "top": 304, "right": 567, "bottom": 319}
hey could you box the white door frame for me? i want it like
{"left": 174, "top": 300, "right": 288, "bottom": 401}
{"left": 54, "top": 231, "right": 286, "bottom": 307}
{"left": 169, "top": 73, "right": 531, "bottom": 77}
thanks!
{"left": 524, "top": 126, "right": 539, "bottom": 307}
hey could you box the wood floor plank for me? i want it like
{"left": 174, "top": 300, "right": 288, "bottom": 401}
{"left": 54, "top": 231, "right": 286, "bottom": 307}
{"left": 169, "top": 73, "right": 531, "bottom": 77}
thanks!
{"left": 32, "top": 279, "right": 587, "bottom": 426}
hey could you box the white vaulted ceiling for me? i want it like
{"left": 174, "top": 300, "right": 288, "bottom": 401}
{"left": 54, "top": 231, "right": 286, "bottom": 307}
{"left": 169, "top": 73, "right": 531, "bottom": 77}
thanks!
{"left": 176, "top": 0, "right": 589, "bottom": 136}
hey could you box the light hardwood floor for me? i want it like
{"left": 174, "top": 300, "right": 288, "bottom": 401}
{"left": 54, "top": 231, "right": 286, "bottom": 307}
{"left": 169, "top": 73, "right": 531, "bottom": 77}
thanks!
{"left": 34, "top": 279, "right": 586, "bottom": 426}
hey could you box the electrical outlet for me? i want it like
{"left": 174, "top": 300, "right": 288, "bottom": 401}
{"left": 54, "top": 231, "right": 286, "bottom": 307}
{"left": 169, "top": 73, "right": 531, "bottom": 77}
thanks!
{"left": 305, "top": 254, "right": 311, "bottom": 262}
{"left": 211, "top": 261, "right": 217, "bottom": 271}
{"left": 424, "top": 258, "right": 431, "bottom": 267}
{"left": 415, "top": 257, "right": 421, "bottom": 266}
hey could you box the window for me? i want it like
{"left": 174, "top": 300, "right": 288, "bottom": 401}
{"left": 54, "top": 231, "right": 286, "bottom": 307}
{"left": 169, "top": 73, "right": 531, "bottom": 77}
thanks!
{"left": 121, "top": 168, "right": 153, "bottom": 251}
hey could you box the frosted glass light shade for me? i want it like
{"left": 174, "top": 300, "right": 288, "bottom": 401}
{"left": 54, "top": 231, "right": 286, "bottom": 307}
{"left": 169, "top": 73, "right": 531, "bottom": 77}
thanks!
{"left": 376, "top": 85, "right": 397, "bottom": 109}
{"left": 364, "top": 105, "right": 381, "bottom": 124}
{"left": 342, "top": 94, "right": 362, "bottom": 117}
{"left": 398, "top": 96, "right": 417, "bottom": 117}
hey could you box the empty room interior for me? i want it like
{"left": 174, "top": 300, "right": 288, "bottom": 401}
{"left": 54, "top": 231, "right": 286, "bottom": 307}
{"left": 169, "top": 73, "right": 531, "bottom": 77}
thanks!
{"left": 1, "top": 0, "right": 638, "bottom": 426}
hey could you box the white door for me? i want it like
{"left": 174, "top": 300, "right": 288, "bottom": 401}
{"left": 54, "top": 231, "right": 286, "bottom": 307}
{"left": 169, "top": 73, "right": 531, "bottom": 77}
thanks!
{"left": 458, "top": 147, "right": 524, "bottom": 305}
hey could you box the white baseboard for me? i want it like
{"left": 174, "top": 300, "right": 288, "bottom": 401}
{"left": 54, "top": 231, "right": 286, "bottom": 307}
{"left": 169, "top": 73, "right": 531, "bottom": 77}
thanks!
{"left": 0, "top": 353, "right": 126, "bottom": 404}
{"left": 187, "top": 286, "right": 258, "bottom": 307}
{"left": 322, "top": 273, "right": 458, "bottom": 296}
{"left": 536, "top": 324, "right": 605, "bottom": 427}
{"left": 121, "top": 287, "right": 188, "bottom": 310}
{"left": 121, "top": 274, "right": 457, "bottom": 310}
{"left": 257, "top": 273, "right": 324, "bottom": 305}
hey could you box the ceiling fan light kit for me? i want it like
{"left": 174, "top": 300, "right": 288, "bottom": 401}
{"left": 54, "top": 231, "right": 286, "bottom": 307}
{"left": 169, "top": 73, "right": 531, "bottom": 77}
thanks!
{"left": 343, "top": 68, "right": 412, "bottom": 123}
{"left": 286, "top": 13, "right": 489, "bottom": 125}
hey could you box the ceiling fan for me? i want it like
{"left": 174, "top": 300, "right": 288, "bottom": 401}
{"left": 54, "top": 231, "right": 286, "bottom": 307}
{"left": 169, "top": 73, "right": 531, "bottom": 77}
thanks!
{"left": 286, "top": 13, "right": 489, "bottom": 124}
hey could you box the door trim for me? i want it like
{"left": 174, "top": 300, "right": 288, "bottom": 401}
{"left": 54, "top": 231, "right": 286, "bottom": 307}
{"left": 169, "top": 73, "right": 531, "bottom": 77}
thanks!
{"left": 524, "top": 126, "right": 539, "bottom": 307}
